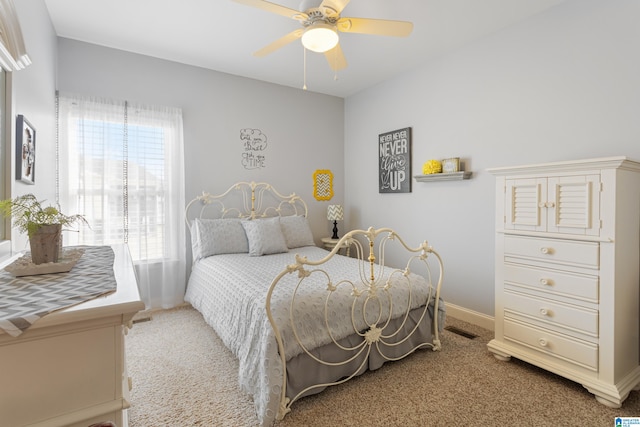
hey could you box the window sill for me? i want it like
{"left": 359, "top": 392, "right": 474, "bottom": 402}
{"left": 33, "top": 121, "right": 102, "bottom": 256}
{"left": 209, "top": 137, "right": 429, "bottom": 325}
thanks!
{"left": 0, "top": 240, "right": 12, "bottom": 263}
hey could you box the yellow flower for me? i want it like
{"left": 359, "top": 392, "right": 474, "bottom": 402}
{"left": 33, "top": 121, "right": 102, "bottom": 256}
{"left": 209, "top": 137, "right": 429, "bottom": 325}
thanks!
{"left": 423, "top": 160, "right": 442, "bottom": 174}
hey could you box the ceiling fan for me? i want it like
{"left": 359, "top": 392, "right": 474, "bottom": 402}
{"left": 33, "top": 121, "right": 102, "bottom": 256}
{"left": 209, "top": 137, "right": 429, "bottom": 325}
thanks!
{"left": 232, "top": 0, "right": 414, "bottom": 71}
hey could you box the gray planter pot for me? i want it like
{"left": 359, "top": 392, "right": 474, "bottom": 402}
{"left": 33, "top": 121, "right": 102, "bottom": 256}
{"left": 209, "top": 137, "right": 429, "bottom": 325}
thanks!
{"left": 29, "top": 224, "right": 62, "bottom": 264}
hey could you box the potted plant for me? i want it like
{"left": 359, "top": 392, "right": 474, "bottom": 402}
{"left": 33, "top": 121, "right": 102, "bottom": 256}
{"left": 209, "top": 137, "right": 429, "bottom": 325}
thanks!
{"left": 0, "top": 194, "right": 88, "bottom": 264}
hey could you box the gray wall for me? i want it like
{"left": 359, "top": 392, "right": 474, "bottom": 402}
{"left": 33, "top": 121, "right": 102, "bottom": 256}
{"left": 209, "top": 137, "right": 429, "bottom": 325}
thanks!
{"left": 8, "top": 0, "right": 58, "bottom": 252}
{"left": 54, "top": 39, "right": 345, "bottom": 244}
{"left": 344, "top": 0, "right": 640, "bottom": 320}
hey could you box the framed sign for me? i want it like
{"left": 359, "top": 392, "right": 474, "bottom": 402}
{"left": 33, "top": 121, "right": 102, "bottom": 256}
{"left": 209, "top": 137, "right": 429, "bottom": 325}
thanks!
{"left": 378, "top": 127, "right": 411, "bottom": 193}
{"left": 16, "top": 114, "right": 36, "bottom": 184}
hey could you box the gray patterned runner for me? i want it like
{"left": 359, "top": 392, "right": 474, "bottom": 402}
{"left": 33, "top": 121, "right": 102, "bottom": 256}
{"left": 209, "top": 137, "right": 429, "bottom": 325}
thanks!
{"left": 0, "top": 246, "right": 117, "bottom": 337}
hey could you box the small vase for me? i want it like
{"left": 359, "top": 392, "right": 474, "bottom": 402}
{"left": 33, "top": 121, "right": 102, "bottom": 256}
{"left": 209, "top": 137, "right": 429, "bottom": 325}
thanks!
{"left": 29, "top": 224, "right": 62, "bottom": 264}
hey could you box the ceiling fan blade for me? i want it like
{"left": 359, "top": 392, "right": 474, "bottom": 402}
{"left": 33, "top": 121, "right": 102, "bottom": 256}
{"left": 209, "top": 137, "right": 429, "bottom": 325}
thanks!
{"left": 319, "top": 0, "right": 350, "bottom": 16}
{"left": 337, "top": 17, "right": 413, "bottom": 37}
{"left": 324, "top": 43, "right": 347, "bottom": 71}
{"left": 254, "top": 29, "right": 303, "bottom": 57}
{"left": 233, "top": 0, "right": 308, "bottom": 21}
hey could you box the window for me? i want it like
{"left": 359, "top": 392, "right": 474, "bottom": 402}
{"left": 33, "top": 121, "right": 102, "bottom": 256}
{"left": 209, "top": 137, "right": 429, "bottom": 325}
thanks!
{"left": 57, "top": 94, "right": 186, "bottom": 308}
{"left": 66, "top": 118, "right": 168, "bottom": 261}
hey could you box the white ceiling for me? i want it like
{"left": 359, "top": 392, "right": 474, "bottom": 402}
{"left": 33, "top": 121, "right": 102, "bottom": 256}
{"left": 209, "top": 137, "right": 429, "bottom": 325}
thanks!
{"left": 43, "top": 0, "right": 567, "bottom": 98}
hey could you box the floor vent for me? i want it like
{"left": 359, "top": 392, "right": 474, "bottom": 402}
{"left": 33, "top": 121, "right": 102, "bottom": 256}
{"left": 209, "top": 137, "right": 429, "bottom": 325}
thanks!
{"left": 444, "top": 326, "right": 479, "bottom": 339}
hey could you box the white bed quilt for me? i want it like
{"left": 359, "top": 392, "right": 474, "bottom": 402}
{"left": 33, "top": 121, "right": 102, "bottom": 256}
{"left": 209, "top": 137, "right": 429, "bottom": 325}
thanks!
{"left": 185, "top": 246, "right": 436, "bottom": 426}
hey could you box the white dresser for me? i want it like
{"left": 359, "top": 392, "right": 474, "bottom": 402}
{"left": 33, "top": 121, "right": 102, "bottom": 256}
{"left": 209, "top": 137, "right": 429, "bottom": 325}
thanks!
{"left": 487, "top": 157, "right": 640, "bottom": 408}
{"left": 0, "top": 244, "right": 144, "bottom": 426}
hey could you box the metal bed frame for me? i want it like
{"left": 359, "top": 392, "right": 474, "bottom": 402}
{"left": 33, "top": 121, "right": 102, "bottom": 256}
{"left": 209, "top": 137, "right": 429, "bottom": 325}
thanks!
{"left": 185, "top": 182, "right": 444, "bottom": 422}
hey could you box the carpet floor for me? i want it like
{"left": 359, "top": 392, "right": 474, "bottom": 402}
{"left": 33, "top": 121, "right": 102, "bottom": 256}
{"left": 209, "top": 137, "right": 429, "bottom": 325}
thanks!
{"left": 126, "top": 306, "right": 640, "bottom": 426}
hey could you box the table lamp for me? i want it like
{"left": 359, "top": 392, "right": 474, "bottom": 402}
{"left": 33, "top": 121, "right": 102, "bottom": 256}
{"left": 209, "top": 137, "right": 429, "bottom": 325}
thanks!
{"left": 327, "top": 205, "right": 344, "bottom": 239}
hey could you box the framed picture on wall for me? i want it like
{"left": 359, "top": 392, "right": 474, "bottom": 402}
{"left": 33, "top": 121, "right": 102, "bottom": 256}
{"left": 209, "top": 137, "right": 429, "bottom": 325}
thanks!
{"left": 15, "top": 114, "right": 36, "bottom": 184}
{"left": 313, "top": 169, "right": 334, "bottom": 201}
{"left": 378, "top": 127, "right": 411, "bottom": 193}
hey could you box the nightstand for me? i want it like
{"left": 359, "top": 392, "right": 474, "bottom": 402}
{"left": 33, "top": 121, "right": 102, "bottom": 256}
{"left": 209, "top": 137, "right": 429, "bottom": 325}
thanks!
{"left": 321, "top": 237, "right": 351, "bottom": 257}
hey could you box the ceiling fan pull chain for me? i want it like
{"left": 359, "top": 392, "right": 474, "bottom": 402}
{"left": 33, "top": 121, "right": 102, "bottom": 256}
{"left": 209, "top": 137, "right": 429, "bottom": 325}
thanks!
{"left": 334, "top": 47, "right": 338, "bottom": 81}
{"left": 303, "top": 47, "right": 307, "bottom": 90}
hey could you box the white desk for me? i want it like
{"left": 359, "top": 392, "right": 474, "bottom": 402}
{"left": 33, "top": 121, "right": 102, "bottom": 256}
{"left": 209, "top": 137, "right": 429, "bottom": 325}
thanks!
{"left": 0, "top": 244, "right": 144, "bottom": 427}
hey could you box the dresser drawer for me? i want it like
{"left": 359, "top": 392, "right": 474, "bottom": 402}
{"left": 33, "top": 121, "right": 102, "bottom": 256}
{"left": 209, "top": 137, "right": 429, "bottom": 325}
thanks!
{"left": 504, "top": 263, "right": 599, "bottom": 303}
{"left": 504, "top": 290, "right": 598, "bottom": 337}
{"left": 504, "top": 235, "right": 599, "bottom": 268}
{"left": 504, "top": 320, "right": 598, "bottom": 370}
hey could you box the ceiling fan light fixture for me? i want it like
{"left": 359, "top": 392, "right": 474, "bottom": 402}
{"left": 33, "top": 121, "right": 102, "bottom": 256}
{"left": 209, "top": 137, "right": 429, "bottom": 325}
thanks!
{"left": 301, "top": 23, "right": 338, "bottom": 53}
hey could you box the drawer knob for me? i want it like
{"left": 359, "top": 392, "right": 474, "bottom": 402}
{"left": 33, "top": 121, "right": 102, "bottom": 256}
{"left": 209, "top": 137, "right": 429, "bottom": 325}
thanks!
{"left": 545, "top": 201, "right": 555, "bottom": 208}
{"left": 539, "top": 308, "right": 549, "bottom": 316}
{"left": 540, "top": 278, "right": 551, "bottom": 286}
{"left": 540, "top": 247, "right": 553, "bottom": 254}
{"left": 538, "top": 338, "right": 548, "bottom": 347}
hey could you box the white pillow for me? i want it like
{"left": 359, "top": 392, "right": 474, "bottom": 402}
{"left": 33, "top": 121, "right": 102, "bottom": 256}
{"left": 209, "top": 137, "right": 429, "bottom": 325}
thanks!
{"left": 190, "top": 221, "right": 203, "bottom": 261}
{"left": 191, "top": 218, "right": 249, "bottom": 261}
{"left": 241, "top": 217, "right": 289, "bottom": 257}
{"left": 280, "top": 215, "right": 315, "bottom": 248}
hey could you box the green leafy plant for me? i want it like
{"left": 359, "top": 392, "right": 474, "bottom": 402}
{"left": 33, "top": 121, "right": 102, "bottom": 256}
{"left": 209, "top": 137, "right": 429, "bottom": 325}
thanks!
{"left": 0, "top": 193, "right": 88, "bottom": 237}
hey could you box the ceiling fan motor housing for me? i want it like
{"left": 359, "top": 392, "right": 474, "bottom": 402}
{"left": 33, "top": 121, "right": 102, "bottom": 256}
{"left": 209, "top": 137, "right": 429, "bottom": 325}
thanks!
{"left": 299, "top": 0, "right": 338, "bottom": 17}
{"left": 302, "top": 8, "right": 339, "bottom": 27}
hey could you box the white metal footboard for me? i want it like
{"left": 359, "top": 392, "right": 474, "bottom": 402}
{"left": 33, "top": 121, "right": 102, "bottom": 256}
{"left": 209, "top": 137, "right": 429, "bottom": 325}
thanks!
{"left": 266, "top": 227, "right": 444, "bottom": 421}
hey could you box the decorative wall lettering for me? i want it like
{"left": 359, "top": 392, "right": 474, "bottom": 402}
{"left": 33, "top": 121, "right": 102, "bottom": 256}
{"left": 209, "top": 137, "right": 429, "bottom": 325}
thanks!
{"left": 240, "top": 128, "right": 267, "bottom": 170}
{"left": 378, "top": 127, "right": 411, "bottom": 193}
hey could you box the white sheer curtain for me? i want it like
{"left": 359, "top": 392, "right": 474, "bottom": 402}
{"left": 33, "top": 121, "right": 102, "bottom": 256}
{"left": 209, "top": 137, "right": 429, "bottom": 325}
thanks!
{"left": 57, "top": 93, "right": 186, "bottom": 309}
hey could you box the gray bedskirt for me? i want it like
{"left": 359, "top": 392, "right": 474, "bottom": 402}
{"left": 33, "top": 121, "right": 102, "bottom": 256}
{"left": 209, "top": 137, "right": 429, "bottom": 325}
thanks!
{"left": 285, "top": 299, "right": 445, "bottom": 400}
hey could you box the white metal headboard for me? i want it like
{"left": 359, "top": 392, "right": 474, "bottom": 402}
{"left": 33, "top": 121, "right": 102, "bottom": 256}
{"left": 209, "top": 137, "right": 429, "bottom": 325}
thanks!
{"left": 185, "top": 181, "right": 308, "bottom": 230}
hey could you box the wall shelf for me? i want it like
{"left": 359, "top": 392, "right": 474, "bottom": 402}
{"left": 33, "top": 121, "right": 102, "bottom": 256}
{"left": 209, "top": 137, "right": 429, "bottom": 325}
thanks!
{"left": 414, "top": 171, "right": 472, "bottom": 182}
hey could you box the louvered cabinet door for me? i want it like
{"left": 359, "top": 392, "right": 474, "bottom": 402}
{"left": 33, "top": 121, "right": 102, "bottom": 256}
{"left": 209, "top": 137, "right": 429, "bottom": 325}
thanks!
{"left": 505, "top": 177, "right": 547, "bottom": 232}
{"left": 547, "top": 175, "right": 600, "bottom": 236}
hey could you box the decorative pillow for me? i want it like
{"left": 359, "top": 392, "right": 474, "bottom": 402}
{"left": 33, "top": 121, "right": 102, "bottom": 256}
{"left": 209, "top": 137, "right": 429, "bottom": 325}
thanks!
{"left": 280, "top": 215, "right": 315, "bottom": 248}
{"left": 241, "top": 217, "right": 289, "bottom": 257}
{"left": 190, "top": 222, "right": 204, "bottom": 261}
{"left": 191, "top": 218, "right": 249, "bottom": 261}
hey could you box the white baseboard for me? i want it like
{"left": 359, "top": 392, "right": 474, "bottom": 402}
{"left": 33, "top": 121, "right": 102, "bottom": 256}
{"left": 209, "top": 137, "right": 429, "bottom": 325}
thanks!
{"left": 446, "top": 303, "right": 495, "bottom": 332}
